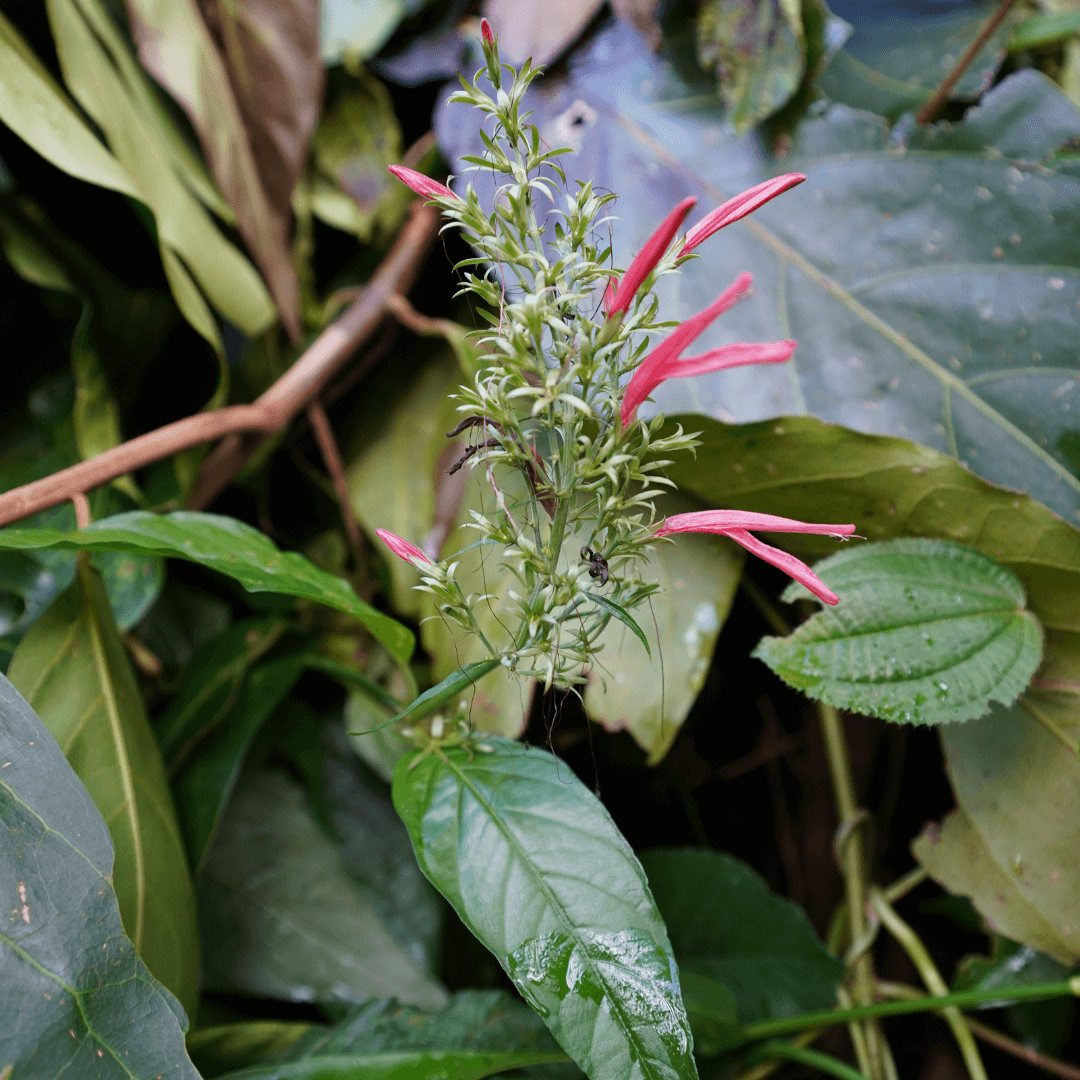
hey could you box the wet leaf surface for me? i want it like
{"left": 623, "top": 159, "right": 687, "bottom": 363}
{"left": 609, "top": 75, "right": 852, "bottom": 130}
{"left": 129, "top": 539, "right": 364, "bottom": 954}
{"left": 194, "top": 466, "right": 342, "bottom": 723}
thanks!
{"left": 393, "top": 738, "right": 698, "bottom": 1080}
{"left": 7, "top": 559, "right": 199, "bottom": 1015}
{"left": 199, "top": 763, "right": 447, "bottom": 1009}
{"left": 0, "top": 673, "right": 200, "bottom": 1077}
{"left": 756, "top": 538, "right": 1044, "bottom": 725}
{"left": 640, "top": 848, "right": 842, "bottom": 1023}
{"left": 436, "top": 21, "right": 1080, "bottom": 523}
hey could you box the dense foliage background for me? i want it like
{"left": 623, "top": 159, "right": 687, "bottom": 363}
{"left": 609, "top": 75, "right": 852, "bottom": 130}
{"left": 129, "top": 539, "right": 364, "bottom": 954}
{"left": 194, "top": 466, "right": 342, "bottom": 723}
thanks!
{"left": 2, "top": 1, "right": 1080, "bottom": 1078}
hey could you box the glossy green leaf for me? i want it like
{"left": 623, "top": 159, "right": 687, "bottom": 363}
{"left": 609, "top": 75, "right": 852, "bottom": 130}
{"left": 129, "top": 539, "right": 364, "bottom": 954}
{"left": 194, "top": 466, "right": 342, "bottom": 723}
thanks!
{"left": 0, "top": 673, "right": 199, "bottom": 1076}
{"left": 215, "top": 991, "right": 573, "bottom": 1080}
{"left": 639, "top": 849, "right": 842, "bottom": 1024}
{"left": 381, "top": 659, "right": 502, "bottom": 732}
{"left": 1011, "top": 11, "right": 1080, "bottom": 52}
{"left": 583, "top": 592, "right": 651, "bottom": 657}
{"left": 914, "top": 696, "right": 1080, "bottom": 965}
{"left": 754, "top": 538, "right": 1043, "bottom": 725}
{"left": 393, "top": 738, "right": 698, "bottom": 1080}
{"left": 7, "top": 559, "right": 199, "bottom": 1016}
{"left": 0, "top": 510, "right": 415, "bottom": 664}
{"left": 697, "top": 0, "right": 806, "bottom": 133}
{"left": 584, "top": 499, "right": 742, "bottom": 764}
{"left": 155, "top": 616, "right": 286, "bottom": 766}
{"left": 188, "top": 1022, "right": 311, "bottom": 1078}
{"left": 174, "top": 655, "right": 304, "bottom": 871}
{"left": 199, "top": 764, "right": 448, "bottom": 1009}
{"left": 436, "top": 27, "right": 1080, "bottom": 522}
{"left": 677, "top": 972, "right": 744, "bottom": 1057}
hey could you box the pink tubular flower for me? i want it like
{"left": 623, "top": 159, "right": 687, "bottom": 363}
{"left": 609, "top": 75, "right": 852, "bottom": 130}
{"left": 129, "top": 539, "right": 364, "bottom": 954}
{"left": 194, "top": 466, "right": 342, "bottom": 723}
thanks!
{"left": 376, "top": 528, "right": 432, "bottom": 567}
{"left": 387, "top": 164, "right": 459, "bottom": 202}
{"left": 683, "top": 174, "right": 806, "bottom": 252}
{"left": 621, "top": 271, "right": 760, "bottom": 425}
{"left": 480, "top": 16, "right": 494, "bottom": 44}
{"left": 607, "top": 196, "right": 697, "bottom": 316}
{"left": 656, "top": 511, "right": 856, "bottom": 605}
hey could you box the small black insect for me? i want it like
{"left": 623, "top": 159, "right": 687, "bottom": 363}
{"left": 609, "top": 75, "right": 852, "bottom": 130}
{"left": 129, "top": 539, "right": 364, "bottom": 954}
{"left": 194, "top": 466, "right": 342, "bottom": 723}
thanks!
{"left": 580, "top": 546, "right": 610, "bottom": 587}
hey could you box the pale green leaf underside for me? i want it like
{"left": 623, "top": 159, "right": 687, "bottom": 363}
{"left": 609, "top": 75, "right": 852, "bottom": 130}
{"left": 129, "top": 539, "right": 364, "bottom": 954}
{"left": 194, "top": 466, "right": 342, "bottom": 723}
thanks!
{"left": 393, "top": 739, "right": 697, "bottom": 1080}
{"left": 0, "top": 511, "right": 415, "bottom": 663}
{"left": 754, "top": 538, "right": 1043, "bottom": 724}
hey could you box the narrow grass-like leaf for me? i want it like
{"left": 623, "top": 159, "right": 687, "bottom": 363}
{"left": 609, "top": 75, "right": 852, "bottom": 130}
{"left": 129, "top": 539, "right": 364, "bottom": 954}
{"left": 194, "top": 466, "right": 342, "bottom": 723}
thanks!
{"left": 0, "top": 673, "right": 199, "bottom": 1076}
{"left": 583, "top": 591, "right": 650, "bottom": 656}
{"left": 1010, "top": 12, "right": 1080, "bottom": 51}
{"left": 753, "top": 538, "right": 1043, "bottom": 725}
{"left": 7, "top": 558, "right": 199, "bottom": 1014}
{"left": 0, "top": 511, "right": 414, "bottom": 664}
{"left": 393, "top": 738, "right": 698, "bottom": 1080}
{"left": 374, "top": 659, "right": 502, "bottom": 733}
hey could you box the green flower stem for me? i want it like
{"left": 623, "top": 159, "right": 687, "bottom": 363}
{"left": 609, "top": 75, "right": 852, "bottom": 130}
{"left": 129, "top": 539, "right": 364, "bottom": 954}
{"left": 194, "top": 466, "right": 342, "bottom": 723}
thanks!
{"left": 740, "top": 979, "right": 1080, "bottom": 1041}
{"left": 869, "top": 889, "right": 988, "bottom": 1080}
{"left": 751, "top": 1041, "right": 870, "bottom": 1080}
{"left": 816, "top": 701, "right": 887, "bottom": 1079}
{"left": 881, "top": 865, "right": 929, "bottom": 904}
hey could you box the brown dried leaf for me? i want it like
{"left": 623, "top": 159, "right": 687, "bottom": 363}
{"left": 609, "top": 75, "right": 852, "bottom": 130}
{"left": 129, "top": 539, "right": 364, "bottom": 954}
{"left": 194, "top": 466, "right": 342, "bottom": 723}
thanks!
{"left": 126, "top": 0, "right": 321, "bottom": 342}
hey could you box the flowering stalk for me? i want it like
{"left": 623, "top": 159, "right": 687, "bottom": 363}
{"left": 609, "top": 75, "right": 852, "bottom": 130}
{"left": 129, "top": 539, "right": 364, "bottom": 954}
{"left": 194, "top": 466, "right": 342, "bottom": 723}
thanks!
{"left": 383, "top": 28, "right": 852, "bottom": 701}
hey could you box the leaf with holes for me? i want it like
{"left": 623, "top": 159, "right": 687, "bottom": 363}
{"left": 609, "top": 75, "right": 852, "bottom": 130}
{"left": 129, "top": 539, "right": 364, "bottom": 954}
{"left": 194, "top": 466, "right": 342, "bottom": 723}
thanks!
{"left": 393, "top": 737, "right": 697, "bottom": 1080}
{"left": 435, "top": 22, "right": 1080, "bottom": 524}
{"left": 754, "top": 538, "right": 1043, "bottom": 725}
{"left": 0, "top": 673, "right": 199, "bottom": 1076}
{"left": 0, "top": 511, "right": 414, "bottom": 664}
{"left": 7, "top": 558, "right": 199, "bottom": 1015}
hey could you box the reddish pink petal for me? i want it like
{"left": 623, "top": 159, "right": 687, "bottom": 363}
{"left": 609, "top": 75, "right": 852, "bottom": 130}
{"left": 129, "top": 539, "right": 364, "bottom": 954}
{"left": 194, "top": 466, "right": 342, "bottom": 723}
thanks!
{"left": 603, "top": 275, "right": 619, "bottom": 316}
{"left": 480, "top": 17, "right": 494, "bottom": 44}
{"left": 608, "top": 196, "right": 697, "bottom": 316}
{"left": 725, "top": 529, "right": 840, "bottom": 605}
{"left": 656, "top": 510, "right": 854, "bottom": 539}
{"left": 620, "top": 272, "right": 753, "bottom": 425}
{"left": 665, "top": 340, "right": 796, "bottom": 380}
{"left": 376, "top": 528, "right": 432, "bottom": 565}
{"left": 387, "top": 164, "right": 459, "bottom": 201}
{"left": 683, "top": 174, "right": 806, "bottom": 252}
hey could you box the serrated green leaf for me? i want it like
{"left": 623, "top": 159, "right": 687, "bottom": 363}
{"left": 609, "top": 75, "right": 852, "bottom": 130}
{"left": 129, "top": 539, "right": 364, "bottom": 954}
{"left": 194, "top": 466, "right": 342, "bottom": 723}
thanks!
{"left": 640, "top": 849, "right": 842, "bottom": 1025}
{"left": 7, "top": 558, "right": 199, "bottom": 1015}
{"left": 173, "top": 654, "right": 304, "bottom": 871}
{"left": 754, "top": 538, "right": 1043, "bottom": 724}
{"left": 200, "top": 764, "right": 447, "bottom": 1009}
{"left": 0, "top": 510, "right": 415, "bottom": 664}
{"left": 0, "top": 673, "right": 199, "bottom": 1076}
{"left": 392, "top": 738, "right": 698, "bottom": 1080}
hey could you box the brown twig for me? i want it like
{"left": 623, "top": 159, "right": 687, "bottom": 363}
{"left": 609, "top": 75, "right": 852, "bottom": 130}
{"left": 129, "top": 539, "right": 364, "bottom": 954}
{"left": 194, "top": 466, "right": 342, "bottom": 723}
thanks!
{"left": 0, "top": 203, "right": 439, "bottom": 529}
{"left": 915, "top": 0, "right": 1019, "bottom": 124}
{"left": 72, "top": 493, "right": 91, "bottom": 529}
{"left": 306, "top": 399, "right": 366, "bottom": 568}
{"left": 966, "top": 1017, "right": 1080, "bottom": 1080}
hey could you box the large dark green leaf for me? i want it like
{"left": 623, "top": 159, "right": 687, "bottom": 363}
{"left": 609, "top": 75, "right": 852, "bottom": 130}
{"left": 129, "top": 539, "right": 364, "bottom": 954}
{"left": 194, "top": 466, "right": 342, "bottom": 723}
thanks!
{"left": 213, "top": 991, "right": 574, "bottom": 1080}
{"left": 7, "top": 559, "right": 199, "bottom": 1015}
{"left": 639, "top": 849, "right": 842, "bottom": 1024}
{"left": 173, "top": 654, "right": 304, "bottom": 871}
{"left": 436, "top": 24, "right": 1080, "bottom": 523}
{"left": 199, "top": 764, "right": 447, "bottom": 1009}
{"left": 0, "top": 510, "right": 414, "bottom": 663}
{"left": 755, "top": 538, "right": 1043, "bottom": 725}
{"left": 0, "top": 672, "right": 199, "bottom": 1076}
{"left": 393, "top": 738, "right": 698, "bottom": 1080}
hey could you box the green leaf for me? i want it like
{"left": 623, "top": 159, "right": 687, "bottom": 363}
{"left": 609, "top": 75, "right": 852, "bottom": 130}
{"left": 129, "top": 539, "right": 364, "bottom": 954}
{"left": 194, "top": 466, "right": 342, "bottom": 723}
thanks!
{"left": 697, "top": 0, "right": 807, "bottom": 133}
{"left": 155, "top": 616, "right": 286, "bottom": 767}
{"left": 639, "top": 849, "right": 843, "bottom": 1024}
{"left": 173, "top": 654, "right": 304, "bottom": 871}
{"left": 914, "top": 696, "right": 1080, "bottom": 965}
{"left": 582, "top": 591, "right": 651, "bottom": 657}
{"left": 7, "top": 559, "right": 199, "bottom": 1016}
{"left": 583, "top": 497, "right": 743, "bottom": 764}
{"left": 188, "top": 1022, "right": 310, "bottom": 1078}
{"left": 677, "top": 971, "right": 744, "bottom": 1057}
{"left": 392, "top": 738, "right": 698, "bottom": 1080}
{"left": 321, "top": 0, "right": 425, "bottom": 64}
{"left": 754, "top": 538, "right": 1044, "bottom": 725}
{"left": 382, "top": 659, "right": 502, "bottom": 732}
{"left": 1011, "top": 12, "right": 1080, "bottom": 53}
{"left": 0, "top": 673, "right": 199, "bottom": 1076}
{"left": 436, "top": 26, "right": 1080, "bottom": 522}
{"left": 0, "top": 510, "right": 415, "bottom": 664}
{"left": 214, "top": 991, "right": 573, "bottom": 1080}
{"left": 199, "top": 764, "right": 448, "bottom": 1009}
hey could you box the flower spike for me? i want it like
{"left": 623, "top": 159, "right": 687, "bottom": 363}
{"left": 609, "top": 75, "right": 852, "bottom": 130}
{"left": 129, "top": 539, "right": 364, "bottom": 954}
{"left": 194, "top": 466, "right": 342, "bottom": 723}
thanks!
{"left": 376, "top": 528, "right": 433, "bottom": 566}
{"left": 387, "top": 164, "right": 459, "bottom": 202}
{"left": 607, "top": 196, "right": 696, "bottom": 316}
{"left": 656, "top": 510, "right": 856, "bottom": 605}
{"left": 620, "top": 272, "right": 754, "bottom": 425}
{"left": 683, "top": 174, "right": 806, "bottom": 252}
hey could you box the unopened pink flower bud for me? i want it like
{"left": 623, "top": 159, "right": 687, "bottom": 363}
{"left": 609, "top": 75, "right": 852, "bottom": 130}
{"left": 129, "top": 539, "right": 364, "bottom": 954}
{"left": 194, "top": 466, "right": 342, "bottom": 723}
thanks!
{"left": 376, "top": 529, "right": 433, "bottom": 566}
{"left": 387, "top": 164, "right": 459, "bottom": 202}
{"left": 683, "top": 174, "right": 806, "bottom": 251}
{"left": 480, "top": 17, "right": 494, "bottom": 45}
{"left": 607, "top": 196, "right": 696, "bottom": 316}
